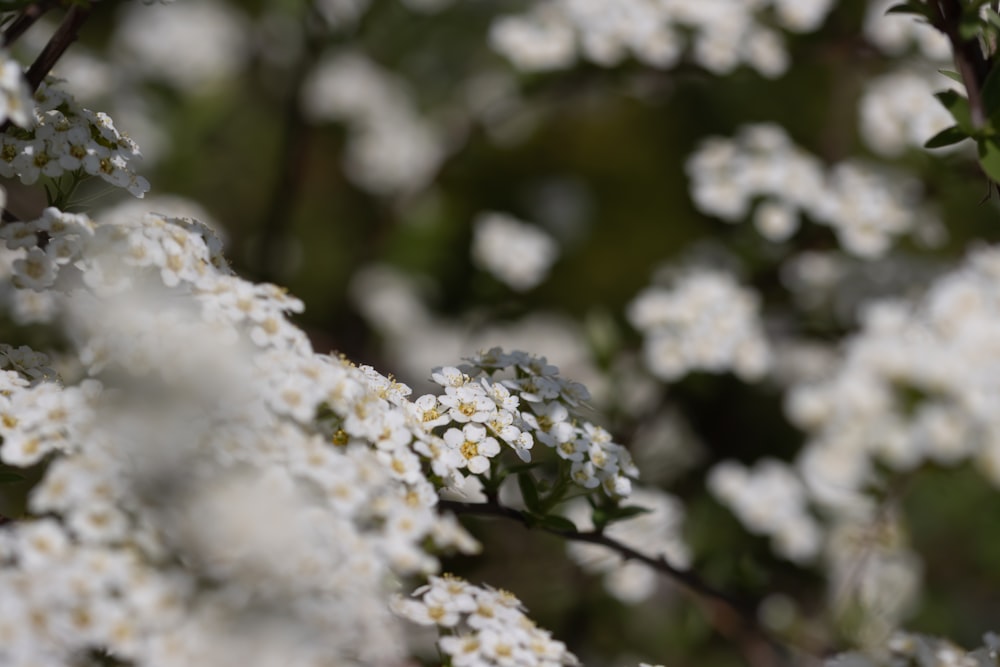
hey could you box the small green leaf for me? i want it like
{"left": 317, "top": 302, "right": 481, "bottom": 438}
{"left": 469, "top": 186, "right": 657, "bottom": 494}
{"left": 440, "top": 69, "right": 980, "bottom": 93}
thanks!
{"left": 538, "top": 515, "right": 577, "bottom": 533}
{"left": 924, "top": 125, "right": 969, "bottom": 148}
{"left": 938, "top": 69, "right": 964, "bottom": 85}
{"left": 959, "top": 14, "right": 984, "bottom": 41}
{"left": 935, "top": 90, "right": 975, "bottom": 133}
{"left": 607, "top": 505, "right": 653, "bottom": 522}
{"left": 885, "top": 1, "right": 930, "bottom": 18}
{"left": 978, "top": 137, "right": 1000, "bottom": 183}
{"left": 0, "top": 471, "right": 24, "bottom": 484}
{"left": 517, "top": 473, "right": 540, "bottom": 512}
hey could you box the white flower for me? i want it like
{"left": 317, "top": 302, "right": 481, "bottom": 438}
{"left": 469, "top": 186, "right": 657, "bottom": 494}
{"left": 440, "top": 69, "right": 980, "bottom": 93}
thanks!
{"left": 471, "top": 212, "right": 559, "bottom": 291}
{"left": 0, "top": 51, "right": 33, "bottom": 128}
{"left": 444, "top": 423, "right": 501, "bottom": 474}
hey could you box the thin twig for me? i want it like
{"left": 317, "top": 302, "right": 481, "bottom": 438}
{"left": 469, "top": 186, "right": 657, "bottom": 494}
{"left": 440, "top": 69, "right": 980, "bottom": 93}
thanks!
{"left": 439, "top": 498, "right": 803, "bottom": 667}
{"left": 1, "top": 0, "right": 61, "bottom": 49}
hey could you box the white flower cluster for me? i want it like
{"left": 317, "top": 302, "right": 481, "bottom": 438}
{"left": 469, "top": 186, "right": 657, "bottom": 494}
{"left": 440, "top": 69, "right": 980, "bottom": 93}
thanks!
{"left": 113, "top": 0, "right": 249, "bottom": 92}
{"left": 627, "top": 269, "right": 771, "bottom": 382}
{"left": 471, "top": 211, "right": 560, "bottom": 292}
{"left": 565, "top": 487, "right": 691, "bottom": 603}
{"left": 705, "top": 244, "right": 1000, "bottom": 638}
{"left": 301, "top": 51, "right": 445, "bottom": 195}
{"left": 708, "top": 459, "right": 822, "bottom": 563}
{"left": 686, "top": 123, "right": 930, "bottom": 257}
{"left": 490, "top": 0, "right": 836, "bottom": 78}
{"left": 863, "top": 0, "right": 951, "bottom": 60}
{"left": 830, "top": 631, "right": 1000, "bottom": 667}
{"left": 316, "top": 0, "right": 454, "bottom": 29}
{"left": 0, "top": 50, "right": 32, "bottom": 129}
{"left": 392, "top": 574, "right": 578, "bottom": 667}
{"left": 788, "top": 245, "right": 1000, "bottom": 511}
{"left": 418, "top": 348, "right": 637, "bottom": 497}
{"left": 825, "top": 513, "right": 923, "bottom": 645}
{"left": 858, "top": 69, "right": 959, "bottom": 157}
{"left": 0, "top": 201, "right": 498, "bottom": 663}
{"left": 0, "top": 80, "right": 149, "bottom": 197}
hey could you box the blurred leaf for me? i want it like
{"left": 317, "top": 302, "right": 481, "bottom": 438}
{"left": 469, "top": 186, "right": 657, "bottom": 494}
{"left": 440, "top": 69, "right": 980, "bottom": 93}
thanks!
{"left": 885, "top": 1, "right": 932, "bottom": 18}
{"left": 939, "top": 69, "right": 964, "bottom": 84}
{"left": 0, "top": 472, "right": 23, "bottom": 484}
{"left": 959, "top": 14, "right": 984, "bottom": 41}
{"left": 981, "top": 65, "right": 1000, "bottom": 120}
{"left": 978, "top": 137, "right": 1000, "bottom": 183}
{"left": 538, "top": 515, "right": 577, "bottom": 533}
{"left": 936, "top": 90, "right": 975, "bottom": 134}
{"left": 518, "top": 472, "right": 541, "bottom": 513}
{"left": 924, "top": 125, "right": 968, "bottom": 148}
{"left": 986, "top": 8, "right": 1000, "bottom": 30}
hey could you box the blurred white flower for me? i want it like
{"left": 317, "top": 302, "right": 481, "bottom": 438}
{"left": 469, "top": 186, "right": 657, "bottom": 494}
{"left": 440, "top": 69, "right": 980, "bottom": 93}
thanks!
{"left": 471, "top": 212, "right": 559, "bottom": 291}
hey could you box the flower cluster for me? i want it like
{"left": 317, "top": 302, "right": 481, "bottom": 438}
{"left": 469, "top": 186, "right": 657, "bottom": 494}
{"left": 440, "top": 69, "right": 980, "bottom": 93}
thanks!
{"left": 858, "top": 69, "right": 959, "bottom": 157}
{"left": 0, "top": 79, "right": 149, "bottom": 197}
{"left": 417, "top": 348, "right": 637, "bottom": 498}
{"left": 627, "top": 268, "right": 771, "bottom": 383}
{"left": 686, "top": 123, "right": 933, "bottom": 257}
{"left": 787, "top": 244, "right": 1000, "bottom": 510}
{"left": 831, "top": 631, "right": 1000, "bottom": 667}
{"left": 392, "top": 574, "right": 578, "bottom": 667}
{"left": 301, "top": 51, "right": 445, "bottom": 195}
{"left": 863, "top": 0, "right": 951, "bottom": 60}
{"left": 471, "top": 211, "right": 560, "bottom": 292}
{"left": 490, "top": 0, "right": 836, "bottom": 77}
{"left": 707, "top": 459, "right": 822, "bottom": 563}
{"left": 0, "top": 114, "right": 492, "bottom": 663}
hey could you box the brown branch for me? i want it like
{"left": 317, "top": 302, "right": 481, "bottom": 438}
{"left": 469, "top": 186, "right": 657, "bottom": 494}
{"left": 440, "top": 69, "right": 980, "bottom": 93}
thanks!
{"left": 0, "top": 4, "right": 91, "bottom": 135}
{"left": 439, "top": 498, "right": 806, "bottom": 667}
{"left": 254, "top": 3, "right": 325, "bottom": 283}
{"left": 929, "top": 0, "right": 992, "bottom": 128}
{"left": 1, "top": 0, "right": 61, "bottom": 49}
{"left": 25, "top": 3, "right": 91, "bottom": 92}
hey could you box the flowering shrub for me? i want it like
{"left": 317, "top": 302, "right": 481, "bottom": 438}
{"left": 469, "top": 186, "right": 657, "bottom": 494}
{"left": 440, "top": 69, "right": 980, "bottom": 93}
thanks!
{"left": 1, "top": 1, "right": 1000, "bottom": 667}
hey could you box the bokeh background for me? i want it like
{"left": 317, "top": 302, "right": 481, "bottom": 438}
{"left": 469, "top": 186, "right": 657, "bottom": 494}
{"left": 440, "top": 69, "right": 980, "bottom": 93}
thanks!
{"left": 4, "top": 1, "right": 1000, "bottom": 665}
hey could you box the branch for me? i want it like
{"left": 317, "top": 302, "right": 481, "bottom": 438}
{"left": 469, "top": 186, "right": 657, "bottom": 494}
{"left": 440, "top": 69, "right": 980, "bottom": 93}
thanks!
{"left": 439, "top": 498, "right": 807, "bottom": 667}
{"left": 2, "top": 0, "right": 61, "bottom": 49}
{"left": 929, "top": 0, "right": 992, "bottom": 128}
{"left": 0, "top": 4, "right": 91, "bottom": 136}
{"left": 254, "top": 3, "right": 325, "bottom": 283}
{"left": 24, "top": 3, "right": 91, "bottom": 92}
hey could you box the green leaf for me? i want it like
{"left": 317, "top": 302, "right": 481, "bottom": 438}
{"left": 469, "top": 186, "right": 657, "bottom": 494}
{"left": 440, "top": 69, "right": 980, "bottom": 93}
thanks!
{"left": 986, "top": 8, "right": 1000, "bottom": 30}
{"left": 959, "top": 13, "right": 984, "bottom": 41}
{"left": 607, "top": 505, "right": 653, "bottom": 522}
{"left": 938, "top": 69, "right": 964, "bottom": 85}
{"left": 982, "top": 65, "right": 1000, "bottom": 119}
{"left": 517, "top": 473, "right": 540, "bottom": 512}
{"left": 885, "top": 1, "right": 931, "bottom": 18}
{"left": 538, "top": 515, "right": 577, "bottom": 533}
{"left": 924, "top": 125, "right": 969, "bottom": 148}
{"left": 978, "top": 137, "right": 1000, "bottom": 183}
{"left": 935, "top": 90, "right": 975, "bottom": 133}
{"left": 0, "top": 471, "right": 24, "bottom": 484}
